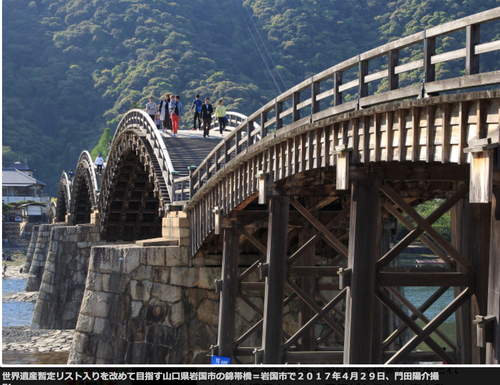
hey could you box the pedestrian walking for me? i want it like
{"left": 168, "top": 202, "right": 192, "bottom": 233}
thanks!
{"left": 95, "top": 153, "right": 104, "bottom": 175}
{"left": 200, "top": 97, "right": 213, "bottom": 138}
{"left": 189, "top": 94, "right": 202, "bottom": 130}
{"left": 145, "top": 97, "right": 157, "bottom": 122}
{"left": 215, "top": 98, "right": 227, "bottom": 135}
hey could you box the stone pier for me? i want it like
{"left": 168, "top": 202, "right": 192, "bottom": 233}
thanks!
{"left": 25, "top": 224, "right": 66, "bottom": 291}
{"left": 68, "top": 244, "right": 221, "bottom": 364}
{"left": 31, "top": 224, "right": 102, "bottom": 330}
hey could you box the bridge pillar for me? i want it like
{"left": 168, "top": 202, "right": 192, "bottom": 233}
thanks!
{"left": 343, "top": 177, "right": 381, "bottom": 364}
{"left": 216, "top": 226, "right": 240, "bottom": 361}
{"left": 486, "top": 187, "right": 500, "bottom": 364}
{"left": 261, "top": 195, "right": 290, "bottom": 364}
{"left": 453, "top": 195, "right": 491, "bottom": 363}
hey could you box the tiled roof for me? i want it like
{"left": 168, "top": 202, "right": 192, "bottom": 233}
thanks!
{"left": 2, "top": 169, "right": 46, "bottom": 186}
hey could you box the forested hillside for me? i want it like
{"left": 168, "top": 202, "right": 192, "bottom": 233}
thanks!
{"left": 3, "top": 0, "right": 498, "bottom": 195}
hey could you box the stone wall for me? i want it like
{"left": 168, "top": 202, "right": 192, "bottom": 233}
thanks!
{"left": 31, "top": 224, "right": 102, "bottom": 330}
{"left": 25, "top": 224, "right": 62, "bottom": 292}
{"left": 68, "top": 244, "right": 221, "bottom": 364}
{"left": 23, "top": 225, "right": 39, "bottom": 273}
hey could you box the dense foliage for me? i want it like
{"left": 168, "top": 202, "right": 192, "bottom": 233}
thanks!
{"left": 3, "top": 0, "right": 499, "bottom": 195}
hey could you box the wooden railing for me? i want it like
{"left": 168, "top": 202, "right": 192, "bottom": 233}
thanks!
{"left": 171, "top": 111, "right": 254, "bottom": 202}
{"left": 188, "top": 7, "right": 500, "bottom": 201}
{"left": 112, "top": 109, "right": 176, "bottom": 202}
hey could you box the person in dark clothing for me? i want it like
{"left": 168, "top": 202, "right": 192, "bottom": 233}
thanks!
{"left": 200, "top": 98, "right": 214, "bottom": 138}
{"left": 189, "top": 94, "right": 202, "bottom": 131}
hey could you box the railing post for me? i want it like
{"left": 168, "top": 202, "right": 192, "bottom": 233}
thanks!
{"left": 388, "top": 49, "right": 399, "bottom": 91}
{"left": 466, "top": 24, "right": 480, "bottom": 75}
{"left": 247, "top": 120, "right": 255, "bottom": 147}
{"left": 275, "top": 100, "right": 283, "bottom": 130}
{"left": 311, "top": 79, "right": 320, "bottom": 115}
{"left": 334, "top": 71, "right": 342, "bottom": 106}
{"left": 261, "top": 111, "right": 268, "bottom": 138}
{"left": 359, "top": 58, "right": 369, "bottom": 99}
{"left": 188, "top": 165, "right": 197, "bottom": 200}
{"left": 424, "top": 33, "right": 436, "bottom": 83}
{"left": 292, "top": 91, "right": 301, "bottom": 122}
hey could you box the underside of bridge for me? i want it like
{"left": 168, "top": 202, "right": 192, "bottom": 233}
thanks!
{"left": 203, "top": 160, "right": 499, "bottom": 364}
{"left": 101, "top": 148, "right": 162, "bottom": 241}
{"left": 72, "top": 176, "right": 92, "bottom": 225}
{"left": 55, "top": 175, "right": 70, "bottom": 223}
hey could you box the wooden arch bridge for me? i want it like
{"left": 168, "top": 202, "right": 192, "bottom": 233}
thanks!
{"left": 54, "top": 9, "right": 500, "bottom": 364}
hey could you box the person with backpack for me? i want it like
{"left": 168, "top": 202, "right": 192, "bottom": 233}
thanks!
{"left": 189, "top": 94, "right": 202, "bottom": 131}
{"left": 170, "top": 95, "right": 182, "bottom": 136}
{"left": 200, "top": 97, "right": 214, "bottom": 138}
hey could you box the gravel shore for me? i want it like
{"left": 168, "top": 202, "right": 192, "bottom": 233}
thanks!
{"left": 2, "top": 270, "right": 74, "bottom": 359}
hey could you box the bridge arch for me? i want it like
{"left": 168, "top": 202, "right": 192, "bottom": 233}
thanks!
{"left": 55, "top": 171, "right": 72, "bottom": 223}
{"left": 70, "top": 151, "right": 100, "bottom": 225}
{"left": 99, "top": 111, "right": 168, "bottom": 240}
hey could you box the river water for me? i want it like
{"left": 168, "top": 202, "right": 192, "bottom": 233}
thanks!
{"left": 2, "top": 277, "right": 69, "bottom": 365}
{"left": 2, "top": 279, "right": 35, "bottom": 327}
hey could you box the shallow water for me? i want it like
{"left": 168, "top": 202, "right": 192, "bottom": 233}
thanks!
{"left": 2, "top": 278, "right": 35, "bottom": 327}
{"left": 2, "top": 350, "right": 69, "bottom": 365}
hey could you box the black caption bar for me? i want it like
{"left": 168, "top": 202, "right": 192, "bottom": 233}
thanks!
{"left": 1, "top": 366, "right": 496, "bottom": 385}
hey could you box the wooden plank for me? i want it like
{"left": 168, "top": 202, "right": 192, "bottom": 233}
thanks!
{"left": 426, "top": 105, "right": 436, "bottom": 162}
{"left": 458, "top": 101, "right": 469, "bottom": 165}
{"left": 442, "top": 104, "right": 451, "bottom": 163}
{"left": 470, "top": 150, "right": 493, "bottom": 203}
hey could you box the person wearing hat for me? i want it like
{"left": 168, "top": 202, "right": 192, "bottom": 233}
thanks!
{"left": 95, "top": 153, "right": 104, "bottom": 175}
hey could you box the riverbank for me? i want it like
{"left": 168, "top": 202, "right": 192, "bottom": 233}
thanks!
{"left": 2, "top": 263, "right": 73, "bottom": 364}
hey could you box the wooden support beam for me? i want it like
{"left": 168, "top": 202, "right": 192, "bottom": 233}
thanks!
{"left": 344, "top": 177, "right": 381, "bottom": 364}
{"left": 486, "top": 188, "right": 500, "bottom": 363}
{"left": 381, "top": 286, "right": 449, "bottom": 350}
{"left": 283, "top": 288, "right": 347, "bottom": 350}
{"left": 386, "top": 286, "right": 458, "bottom": 351}
{"left": 262, "top": 195, "right": 290, "bottom": 364}
{"left": 384, "top": 288, "right": 471, "bottom": 364}
{"left": 376, "top": 289, "right": 459, "bottom": 364}
{"left": 378, "top": 271, "right": 473, "bottom": 287}
{"left": 290, "top": 198, "right": 349, "bottom": 258}
{"left": 217, "top": 227, "right": 240, "bottom": 360}
{"left": 378, "top": 183, "right": 473, "bottom": 272}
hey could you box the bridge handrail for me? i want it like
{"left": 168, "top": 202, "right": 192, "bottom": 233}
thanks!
{"left": 76, "top": 150, "right": 99, "bottom": 204}
{"left": 113, "top": 109, "right": 176, "bottom": 202}
{"left": 188, "top": 7, "right": 500, "bottom": 201}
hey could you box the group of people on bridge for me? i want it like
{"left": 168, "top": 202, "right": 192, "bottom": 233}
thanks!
{"left": 145, "top": 93, "right": 228, "bottom": 138}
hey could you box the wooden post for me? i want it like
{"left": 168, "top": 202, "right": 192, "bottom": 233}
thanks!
{"left": 388, "top": 49, "right": 399, "bottom": 91}
{"left": 457, "top": 197, "right": 491, "bottom": 363}
{"left": 344, "top": 177, "right": 381, "bottom": 364}
{"left": 217, "top": 226, "right": 240, "bottom": 360}
{"left": 262, "top": 195, "right": 290, "bottom": 364}
{"left": 298, "top": 225, "right": 316, "bottom": 351}
{"left": 466, "top": 24, "right": 480, "bottom": 75}
{"left": 486, "top": 187, "right": 500, "bottom": 364}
